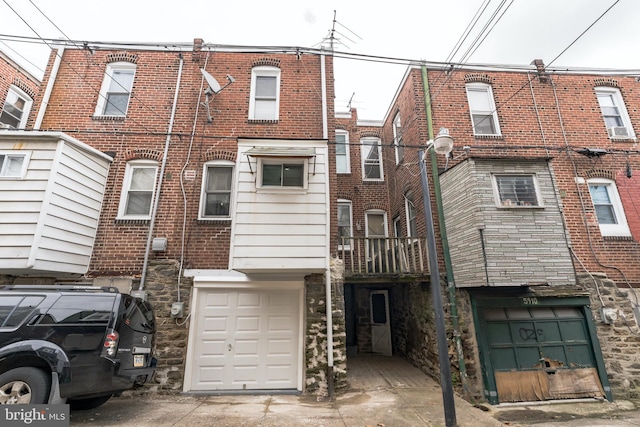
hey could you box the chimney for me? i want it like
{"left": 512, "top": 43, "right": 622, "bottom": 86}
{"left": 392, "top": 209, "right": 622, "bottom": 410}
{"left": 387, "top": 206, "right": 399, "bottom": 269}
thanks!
{"left": 531, "top": 59, "right": 549, "bottom": 83}
{"left": 193, "top": 38, "right": 204, "bottom": 62}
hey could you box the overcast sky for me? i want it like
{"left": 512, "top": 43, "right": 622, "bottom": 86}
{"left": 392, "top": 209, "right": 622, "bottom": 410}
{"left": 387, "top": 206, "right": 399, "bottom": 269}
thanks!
{"left": 1, "top": 0, "right": 638, "bottom": 120}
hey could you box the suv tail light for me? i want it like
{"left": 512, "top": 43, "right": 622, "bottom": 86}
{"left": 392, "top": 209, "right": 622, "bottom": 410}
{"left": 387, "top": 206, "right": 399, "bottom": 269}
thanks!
{"left": 102, "top": 329, "right": 119, "bottom": 357}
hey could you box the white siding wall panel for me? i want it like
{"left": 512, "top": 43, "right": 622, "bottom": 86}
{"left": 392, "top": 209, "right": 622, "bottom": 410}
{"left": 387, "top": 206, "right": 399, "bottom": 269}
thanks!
{"left": 0, "top": 132, "right": 111, "bottom": 276}
{"left": 231, "top": 141, "right": 329, "bottom": 273}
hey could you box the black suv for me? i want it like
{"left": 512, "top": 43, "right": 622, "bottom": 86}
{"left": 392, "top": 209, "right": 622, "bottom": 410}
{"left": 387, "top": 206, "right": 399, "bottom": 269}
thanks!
{"left": 0, "top": 285, "right": 156, "bottom": 409}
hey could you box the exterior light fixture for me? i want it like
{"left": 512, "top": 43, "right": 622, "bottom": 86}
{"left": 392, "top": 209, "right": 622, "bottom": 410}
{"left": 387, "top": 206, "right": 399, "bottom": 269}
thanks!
{"left": 433, "top": 127, "right": 454, "bottom": 156}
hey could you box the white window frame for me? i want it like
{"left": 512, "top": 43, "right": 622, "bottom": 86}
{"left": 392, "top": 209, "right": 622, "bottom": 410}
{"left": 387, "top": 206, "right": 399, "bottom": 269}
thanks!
{"left": 404, "top": 194, "right": 417, "bottom": 238}
{"left": 361, "top": 137, "right": 384, "bottom": 181}
{"left": 492, "top": 174, "right": 543, "bottom": 208}
{"left": 595, "top": 87, "right": 635, "bottom": 140}
{"left": 393, "top": 113, "right": 403, "bottom": 164}
{"left": 94, "top": 62, "right": 136, "bottom": 117}
{"left": 337, "top": 199, "right": 353, "bottom": 249}
{"left": 256, "top": 157, "right": 308, "bottom": 191}
{"left": 335, "top": 130, "right": 350, "bottom": 174}
{"left": 588, "top": 177, "right": 631, "bottom": 237}
{"left": 0, "top": 151, "right": 30, "bottom": 178}
{"left": 248, "top": 66, "right": 281, "bottom": 120}
{"left": 117, "top": 160, "right": 158, "bottom": 220}
{"left": 199, "top": 160, "right": 234, "bottom": 220}
{"left": 466, "top": 83, "right": 501, "bottom": 136}
{"left": 393, "top": 215, "right": 402, "bottom": 238}
{"left": 0, "top": 86, "right": 33, "bottom": 129}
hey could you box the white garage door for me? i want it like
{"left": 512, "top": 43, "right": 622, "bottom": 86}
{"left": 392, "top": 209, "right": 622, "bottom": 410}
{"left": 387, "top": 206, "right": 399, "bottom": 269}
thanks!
{"left": 191, "top": 288, "right": 300, "bottom": 391}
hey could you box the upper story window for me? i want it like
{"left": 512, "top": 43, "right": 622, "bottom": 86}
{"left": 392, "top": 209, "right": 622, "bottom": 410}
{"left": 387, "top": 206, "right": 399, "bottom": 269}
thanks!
{"left": 0, "top": 152, "right": 30, "bottom": 178}
{"left": 393, "top": 113, "right": 403, "bottom": 164}
{"left": 249, "top": 66, "right": 280, "bottom": 121}
{"left": 336, "top": 130, "right": 350, "bottom": 174}
{"left": 466, "top": 83, "right": 501, "bottom": 136}
{"left": 595, "top": 87, "right": 635, "bottom": 139}
{"left": 95, "top": 62, "right": 136, "bottom": 117}
{"left": 361, "top": 138, "right": 383, "bottom": 181}
{"left": 117, "top": 160, "right": 158, "bottom": 219}
{"left": 200, "top": 161, "right": 234, "bottom": 219}
{"left": 338, "top": 199, "right": 353, "bottom": 248}
{"left": 493, "top": 175, "right": 541, "bottom": 207}
{"left": 1, "top": 86, "right": 32, "bottom": 129}
{"left": 405, "top": 194, "right": 417, "bottom": 237}
{"left": 258, "top": 158, "right": 307, "bottom": 190}
{"left": 588, "top": 178, "right": 630, "bottom": 237}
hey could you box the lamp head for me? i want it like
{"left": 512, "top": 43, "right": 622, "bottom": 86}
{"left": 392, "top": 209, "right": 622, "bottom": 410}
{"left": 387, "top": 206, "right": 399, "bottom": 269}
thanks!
{"left": 433, "top": 127, "right": 454, "bottom": 156}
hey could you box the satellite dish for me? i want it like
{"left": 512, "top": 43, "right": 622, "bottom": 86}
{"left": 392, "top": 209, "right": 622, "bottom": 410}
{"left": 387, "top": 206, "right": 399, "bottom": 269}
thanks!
{"left": 200, "top": 68, "right": 221, "bottom": 94}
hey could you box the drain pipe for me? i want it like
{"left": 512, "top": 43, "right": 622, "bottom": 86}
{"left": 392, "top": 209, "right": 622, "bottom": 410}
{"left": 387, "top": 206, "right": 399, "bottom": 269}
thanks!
{"left": 139, "top": 53, "right": 184, "bottom": 290}
{"left": 320, "top": 48, "right": 335, "bottom": 398}
{"left": 34, "top": 47, "right": 64, "bottom": 130}
{"left": 421, "top": 65, "right": 470, "bottom": 398}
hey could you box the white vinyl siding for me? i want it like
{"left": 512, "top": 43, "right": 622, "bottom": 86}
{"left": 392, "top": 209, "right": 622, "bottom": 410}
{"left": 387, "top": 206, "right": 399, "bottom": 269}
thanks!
{"left": 231, "top": 140, "right": 328, "bottom": 272}
{"left": 0, "top": 133, "right": 112, "bottom": 275}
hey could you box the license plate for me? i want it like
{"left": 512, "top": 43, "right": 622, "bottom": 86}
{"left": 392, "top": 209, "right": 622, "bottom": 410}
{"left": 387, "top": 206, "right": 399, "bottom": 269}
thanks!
{"left": 134, "top": 354, "right": 145, "bottom": 367}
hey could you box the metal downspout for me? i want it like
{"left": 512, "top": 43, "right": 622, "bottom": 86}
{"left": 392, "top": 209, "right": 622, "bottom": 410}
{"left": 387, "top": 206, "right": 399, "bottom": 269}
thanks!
{"left": 321, "top": 49, "right": 335, "bottom": 398}
{"left": 421, "top": 65, "right": 470, "bottom": 397}
{"left": 139, "top": 54, "right": 184, "bottom": 290}
{"left": 34, "top": 47, "right": 64, "bottom": 130}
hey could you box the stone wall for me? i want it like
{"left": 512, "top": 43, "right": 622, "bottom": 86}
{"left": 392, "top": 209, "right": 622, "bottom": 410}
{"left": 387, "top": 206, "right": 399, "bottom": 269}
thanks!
{"left": 140, "top": 260, "right": 192, "bottom": 394}
{"left": 304, "top": 258, "right": 347, "bottom": 398}
{"left": 577, "top": 273, "right": 640, "bottom": 400}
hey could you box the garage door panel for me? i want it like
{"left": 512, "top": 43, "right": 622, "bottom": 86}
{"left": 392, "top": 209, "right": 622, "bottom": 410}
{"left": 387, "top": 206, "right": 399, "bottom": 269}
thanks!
{"left": 191, "top": 288, "right": 300, "bottom": 391}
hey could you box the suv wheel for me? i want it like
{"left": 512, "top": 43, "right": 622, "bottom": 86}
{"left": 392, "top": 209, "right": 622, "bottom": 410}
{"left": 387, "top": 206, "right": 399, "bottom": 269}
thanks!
{"left": 68, "top": 394, "right": 112, "bottom": 410}
{"left": 0, "top": 367, "right": 51, "bottom": 404}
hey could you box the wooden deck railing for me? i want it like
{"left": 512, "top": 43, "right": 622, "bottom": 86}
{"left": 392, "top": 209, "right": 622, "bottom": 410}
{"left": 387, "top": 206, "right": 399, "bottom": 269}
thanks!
{"left": 338, "top": 237, "right": 429, "bottom": 275}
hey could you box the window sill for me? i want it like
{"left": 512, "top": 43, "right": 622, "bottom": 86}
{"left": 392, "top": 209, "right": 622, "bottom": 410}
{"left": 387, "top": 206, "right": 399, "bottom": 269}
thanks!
{"left": 609, "top": 136, "right": 638, "bottom": 142}
{"left": 115, "top": 218, "right": 150, "bottom": 224}
{"left": 256, "top": 187, "right": 308, "bottom": 195}
{"left": 602, "top": 234, "right": 633, "bottom": 241}
{"left": 474, "top": 134, "right": 504, "bottom": 140}
{"left": 496, "top": 204, "right": 544, "bottom": 209}
{"left": 92, "top": 115, "right": 126, "bottom": 121}
{"left": 197, "top": 218, "right": 232, "bottom": 225}
{"left": 248, "top": 119, "right": 279, "bottom": 124}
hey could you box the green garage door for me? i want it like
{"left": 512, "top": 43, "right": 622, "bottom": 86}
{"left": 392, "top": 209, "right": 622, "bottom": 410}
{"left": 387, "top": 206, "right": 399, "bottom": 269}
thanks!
{"left": 475, "top": 297, "right": 611, "bottom": 404}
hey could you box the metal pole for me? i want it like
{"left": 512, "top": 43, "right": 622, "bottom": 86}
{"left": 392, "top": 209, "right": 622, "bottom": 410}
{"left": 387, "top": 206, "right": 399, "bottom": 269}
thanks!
{"left": 419, "top": 148, "right": 457, "bottom": 427}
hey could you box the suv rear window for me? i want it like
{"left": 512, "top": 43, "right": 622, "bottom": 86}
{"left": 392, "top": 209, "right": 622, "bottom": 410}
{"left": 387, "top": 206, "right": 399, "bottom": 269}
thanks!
{"left": 0, "top": 296, "right": 44, "bottom": 327}
{"left": 122, "top": 297, "right": 155, "bottom": 333}
{"left": 39, "top": 295, "right": 115, "bottom": 325}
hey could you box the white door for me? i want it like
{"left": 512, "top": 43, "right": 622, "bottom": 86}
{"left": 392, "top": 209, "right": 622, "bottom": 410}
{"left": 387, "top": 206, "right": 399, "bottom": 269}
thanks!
{"left": 370, "top": 290, "right": 392, "bottom": 356}
{"left": 191, "top": 288, "right": 300, "bottom": 390}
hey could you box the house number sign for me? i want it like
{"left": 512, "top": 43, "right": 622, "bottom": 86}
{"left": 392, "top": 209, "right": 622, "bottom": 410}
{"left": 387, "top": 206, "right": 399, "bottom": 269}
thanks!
{"left": 521, "top": 297, "right": 539, "bottom": 305}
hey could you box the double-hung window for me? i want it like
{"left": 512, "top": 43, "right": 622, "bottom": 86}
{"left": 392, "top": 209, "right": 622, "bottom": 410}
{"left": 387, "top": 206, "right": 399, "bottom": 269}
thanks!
{"left": 338, "top": 200, "right": 353, "bottom": 249}
{"left": 361, "top": 138, "right": 383, "bottom": 181}
{"left": 1, "top": 86, "right": 32, "bottom": 129}
{"left": 393, "top": 113, "right": 403, "bottom": 163}
{"left": 0, "top": 152, "right": 30, "bottom": 178}
{"left": 588, "top": 178, "right": 630, "bottom": 237}
{"left": 405, "top": 194, "right": 417, "bottom": 237}
{"left": 595, "top": 87, "right": 635, "bottom": 139}
{"left": 493, "top": 175, "right": 541, "bottom": 207}
{"left": 249, "top": 66, "right": 280, "bottom": 120}
{"left": 466, "top": 83, "right": 501, "bottom": 136}
{"left": 95, "top": 62, "right": 136, "bottom": 117}
{"left": 118, "top": 160, "right": 158, "bottom": 219}
{"left": 200, "top": 162, "right": 234, "bottom": 219}
{"left": 336, "top": 130, "right": 350, "bottom": 173}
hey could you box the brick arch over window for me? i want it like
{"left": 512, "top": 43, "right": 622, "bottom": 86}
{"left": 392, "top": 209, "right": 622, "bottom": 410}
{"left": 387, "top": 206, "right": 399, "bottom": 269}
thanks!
{"left": 585, "top": 169, "right": 616, "bottom": 181}
{"left": 123, "top": 149, "right": 162, "bottom": 162}
{"left": 105, "top": 53, "right": 139, "bottom": 64}
{"left": 593, "top": 78, "right": 619, "bottom": 89}
{"left": 252, "top": 58, "right": 281, "bottom": 68}
{"left": 204, "top": 150, "right": 236, "bottom": 162}
{"left": 464, "top": 73, "right": 492, "bottom": 84}
{"left": 335, "top": 124, "right": 348, "bottom": 131}
{"left": 364, "top": 202, "right": 387, "bottom": 211}
{"left": 11, "top": 78, "right": 36, "bottom": 99}
{"left": 337, "top": 191, "right": 355, "bottom": 201}
{"left": 359, "top": 130, "right": 382, "bottom": 139}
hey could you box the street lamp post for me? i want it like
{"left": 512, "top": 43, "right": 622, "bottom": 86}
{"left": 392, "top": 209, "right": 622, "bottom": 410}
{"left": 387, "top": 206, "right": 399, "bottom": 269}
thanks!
{"left": 419, "top": 127, "right": 456, "bottom": 427}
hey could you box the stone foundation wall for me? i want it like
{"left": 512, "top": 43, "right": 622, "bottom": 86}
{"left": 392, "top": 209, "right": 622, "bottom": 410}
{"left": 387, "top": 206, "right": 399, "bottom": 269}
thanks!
{"left": 304, "top": 258, "right": 347, "bottom": 398}
{"left": 577, "top": 273, "right": 640, "bottom": 400}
